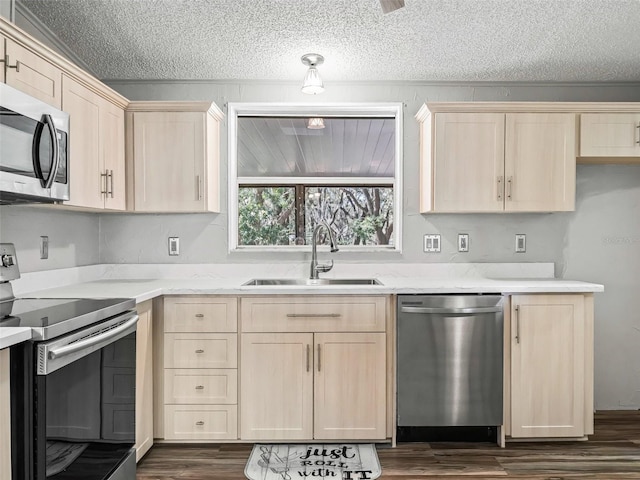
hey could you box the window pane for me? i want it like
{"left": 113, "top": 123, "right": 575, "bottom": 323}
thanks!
{"left": 305, "top": 186, "right": 394, "bottom": 246}
{"left": 237, "top": 117, "right": 395, "bottom": 177}
{"left": 238, "top": 187, "right": 296, "bottom": 246}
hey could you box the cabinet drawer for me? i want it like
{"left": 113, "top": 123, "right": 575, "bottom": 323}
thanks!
{"left": 164, "top": 369, "right": 237, "bottom": 404}
{"left": 164, "top": 333, "right": 237, "bottom": 369}
{"left": 240, "top": 296, "right": 386, "bottom": 333}
{"left": 164, "top": 296, "right": 237, "bottom": 332}
{"left": 164, "top": 405, "right": 237, "bottom": 440}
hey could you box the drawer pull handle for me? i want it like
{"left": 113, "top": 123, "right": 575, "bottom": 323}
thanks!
{"left": 195, "top": 385, "right": 204, "bottom": 390}
{"left": 286, "top": 313, "right": 341, "bottom": 318}
{"left": 195, "top": 349, "right": 205, "bottom": 354}
{"left": 195, "top": 421, "right": 204, "bottom": 426}
{"left": 195, "top": 314, "right": 204, "bottom": 318}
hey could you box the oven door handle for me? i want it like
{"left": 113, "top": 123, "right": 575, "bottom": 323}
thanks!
{"left": 48, "top": 314, "right": 139, "bottom": 360}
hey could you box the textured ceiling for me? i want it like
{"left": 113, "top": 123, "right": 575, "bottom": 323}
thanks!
{"left": 18, "top": 0, "right": 640, "bottom": 82}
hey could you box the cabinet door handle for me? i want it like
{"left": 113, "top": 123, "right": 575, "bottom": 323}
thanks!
{"left": 317, "top": 344, "right": 321, "bottom": 372}
{"left": 306, "top": 344, "right": 310, "bottom": 372}
{"left": 196, "top": 175, "right": 202, "bottom": 200}
{"left": 3, "top": 56, "right": 20, "bottom": 72}
{"left": 497, "top": 176, "right": 503, "bottom": 201}
{"left": 195, "top": 349, "right": 205, "bottom": 354}
{"left": 108, "top": 170, "right": 114, "bottom": 198}
{"left": 100, "top": 172, "right": 108, "bottom": 195}
{"left": 195, "top": 421, "right": 204, "bottom": 426}
{"left": 507, "top": 176, "right": 513, "bottom": 200}
{"left": 515, "top": 305, "right": 520, "bottom": 344}
{"left": 636, "top": 123, "right": 640, "bottom": 145}
{"left": 195, "top": 314, "right": 204, "bottom": 318}
{"left": 195, "top": 385, "right": 204, "bottom": 390}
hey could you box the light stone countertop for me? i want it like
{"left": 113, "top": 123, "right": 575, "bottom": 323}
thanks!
{"left": 1, "top": 263, "right": 604, "bottom": 349}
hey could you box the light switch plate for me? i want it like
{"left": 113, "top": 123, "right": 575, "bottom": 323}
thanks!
{"left": 458, "top": 234, "right": 469, "bottom": 252}
{"left": 515, "top": 234, "right": 526, "bottom": 253}
{"left": 168, "top": 237, "right": 180, "bottom": 256}
{"left": 424, "top": 234, "right": 441, "bottom": 253}
{"left": 40, "top": 236, "right": 49, "bottom": 259}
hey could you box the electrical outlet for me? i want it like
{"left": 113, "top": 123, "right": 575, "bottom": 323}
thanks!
{"left": 423, "top": 234, "right": 441, "bottom": 253}
{"left": 515, "top": 234, "right": 526, "bottom": 253}
{"left": 458, "top": 234, "right": 469, "bottom": 252}
{"left": 40, "top": 236, "right": 49, "bottom": 259}
{"left": 168, "top": 237, "right": 180, "bottom": 256}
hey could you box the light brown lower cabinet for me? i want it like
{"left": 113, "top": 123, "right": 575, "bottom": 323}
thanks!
{"left": 240, "top": 332, "right": 386, "bottom": 441}
{"left": 507, "top": 294, "right": 591, "bottom": 439}
{"left": 157, "top": 296, "right": 239, "bottom": 441}
{"left": 135, "top": 300, "right": 153, "bottom": 461}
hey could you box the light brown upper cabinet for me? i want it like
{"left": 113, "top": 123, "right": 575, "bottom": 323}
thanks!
{"left": 126, "top": 102, "right": 223, "bottom": 212}
{"left": 418, "top": 104, "right": 577, "bottom": 213}
{"left": 580, "top": 113, "right": 640, "bottom": 158}
{"left": 2, "top": 36, "right": 62, "bottom": 108}
{"left": 62, "top": 75, "right": 126, "bottom": 210}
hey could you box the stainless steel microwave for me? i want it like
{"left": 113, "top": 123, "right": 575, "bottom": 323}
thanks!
{"left": 0, "top": 83, "right": 69, "bottom": 204}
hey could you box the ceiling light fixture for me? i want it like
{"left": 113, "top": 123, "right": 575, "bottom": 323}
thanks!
{"left": 301, "top": 53, "right": 324, "bottom": 95}
{"left": 307, "top": 117, "right": 325, "bottom": 129}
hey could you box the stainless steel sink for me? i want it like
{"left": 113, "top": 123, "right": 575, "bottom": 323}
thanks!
{"left": 242, "top": 278, "right": 382, "bottom": 286}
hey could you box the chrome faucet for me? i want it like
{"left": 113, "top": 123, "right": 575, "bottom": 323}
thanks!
{"left": 310, "top": 222, "right": 339, "bottom": 280}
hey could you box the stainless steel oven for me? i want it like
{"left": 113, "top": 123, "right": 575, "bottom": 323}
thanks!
{"left": 0, "top": 83, "right": 69, "bottom": 204}
{"left": 1, "top": 244, "right": 138, "bottom": 480}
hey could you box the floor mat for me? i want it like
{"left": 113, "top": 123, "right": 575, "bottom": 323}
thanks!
{"left": 245, "top": 444, "right": 381, "bottom": 480}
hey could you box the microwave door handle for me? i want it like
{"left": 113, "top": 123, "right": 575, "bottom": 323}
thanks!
{"left": 31, "top": 120, "right": 46, "bottom": 186}
{"left": 41, "top": 114, "right": 60, "bottom": 189}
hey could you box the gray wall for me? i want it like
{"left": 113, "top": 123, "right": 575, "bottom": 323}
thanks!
{"left": 0, "top": 206, "right": 100, "bottom": 271}
{"left": 100, "top": 80, "right": 640, "bottom": 410}
{"left": 0, "top": 75, "right": 638, "bottom": 409}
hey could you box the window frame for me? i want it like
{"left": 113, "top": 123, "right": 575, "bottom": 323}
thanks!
{"left": 228, "top": 103, "right": 403, "bottom": 252}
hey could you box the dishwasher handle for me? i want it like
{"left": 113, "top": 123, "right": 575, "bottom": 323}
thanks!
{"left": 400, "top": 306, "right": 503, "bottom": 315}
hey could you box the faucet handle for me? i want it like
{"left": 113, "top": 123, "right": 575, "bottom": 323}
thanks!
{"left": 315, "top": 260, "right": 334, "bottom": 274}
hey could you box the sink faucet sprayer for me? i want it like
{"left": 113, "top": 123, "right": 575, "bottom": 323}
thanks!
{"left": 310, "top": 222, "right": 339, "bottom": 280}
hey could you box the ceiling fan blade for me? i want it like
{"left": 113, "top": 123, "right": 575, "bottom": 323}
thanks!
{"left": 380, "top": 0, "right": 405, "bottom": 14}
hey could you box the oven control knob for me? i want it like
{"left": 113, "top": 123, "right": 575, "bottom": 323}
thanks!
{"left": 1, "top": 254, "right": 14, "bottom": 267}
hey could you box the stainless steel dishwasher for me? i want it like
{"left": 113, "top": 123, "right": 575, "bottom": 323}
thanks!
{"left": 397, "top": 295, "right": 504, "bottom": 431}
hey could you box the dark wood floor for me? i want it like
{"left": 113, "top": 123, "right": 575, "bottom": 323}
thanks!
{"left": 136, "top": 411, "right": 640, "bottom": 479}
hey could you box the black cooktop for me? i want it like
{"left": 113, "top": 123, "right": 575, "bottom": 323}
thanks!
{"left": 0, "top": 297, "right": 136, "bottom": 340}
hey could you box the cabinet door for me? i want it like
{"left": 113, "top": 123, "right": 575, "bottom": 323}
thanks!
{"left": 135, "top": 301, "right": 153, "bottom": 462}
{"left": 433, "top": 113, "right": 505, "bottom": 212}
{"left": 240, "top": 333, "right": 313, "bottom": 440}
{"left": 580, "top": 113, "right": 640, "bottom": 157}
{"left": 62, "top": 75, "right": 104, "bottom": 209}
{"left": 102, "top": 99, "right": 126, "bottom": 210}
{"left": 510, "top": 294, "right": 585, "bottom": 438}
{"left": 132, "top": 111, "right": 206, "bottom": 212}
{"left": 5, "top": 38, "right": 62, "bottom": 108}
{"left": 505, "top": 113, "right": 576, "bottom": 212}
{"left": 314, "top": 332, "right": 386, "bottom": 440}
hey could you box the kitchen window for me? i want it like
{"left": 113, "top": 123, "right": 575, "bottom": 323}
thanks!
{"left": 228, "top": 103, "right": 403, "bottom": 251}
